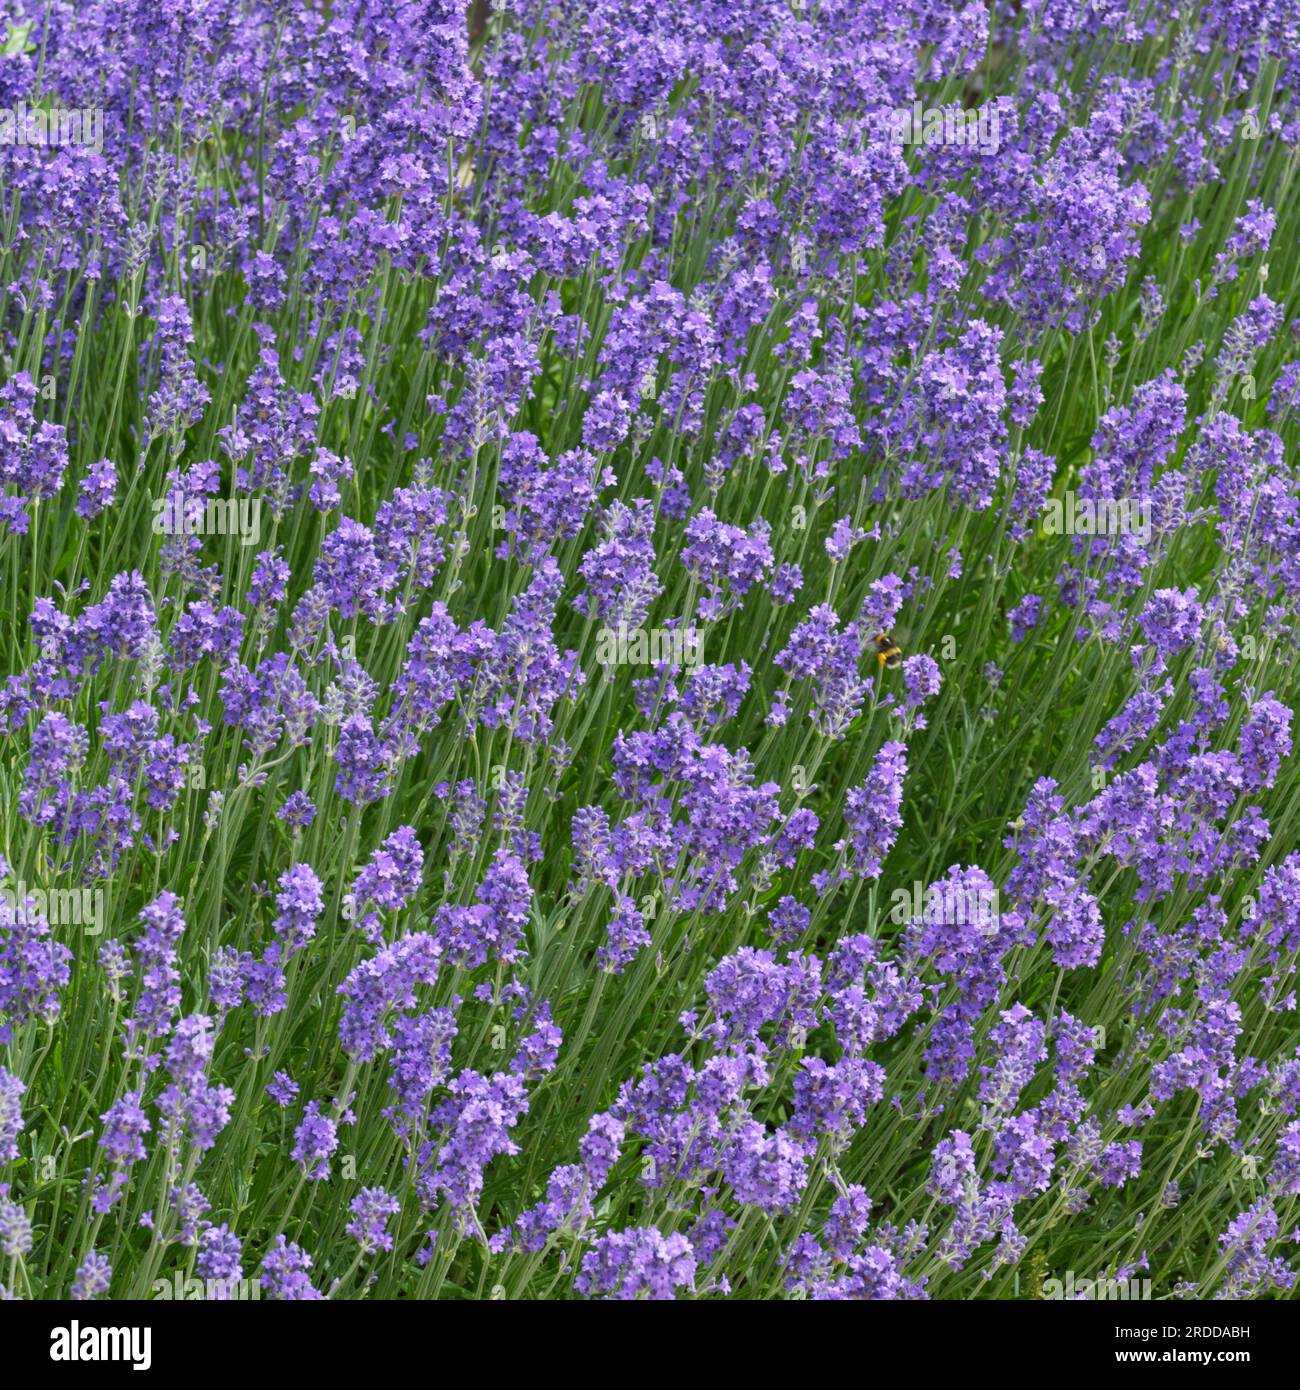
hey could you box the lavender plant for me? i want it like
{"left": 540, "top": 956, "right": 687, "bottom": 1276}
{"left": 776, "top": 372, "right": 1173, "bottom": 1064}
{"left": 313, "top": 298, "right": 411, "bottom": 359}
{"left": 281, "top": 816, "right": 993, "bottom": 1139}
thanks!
{"left": 1, "top": 0, "right": 1300, "bottom": 1303}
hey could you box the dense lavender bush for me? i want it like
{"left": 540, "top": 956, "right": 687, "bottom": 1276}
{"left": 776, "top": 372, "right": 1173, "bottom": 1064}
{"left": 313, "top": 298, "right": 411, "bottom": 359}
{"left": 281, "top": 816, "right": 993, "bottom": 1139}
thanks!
{"left": 0, "top": 0, "right": 1299, "bottom": 1304}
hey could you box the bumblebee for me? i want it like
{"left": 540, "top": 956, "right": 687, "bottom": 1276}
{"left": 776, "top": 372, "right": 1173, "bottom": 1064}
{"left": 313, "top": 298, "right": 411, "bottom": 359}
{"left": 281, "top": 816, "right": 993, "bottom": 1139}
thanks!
{"left": 872, "top": 632, "right": 903, "bottom": 669}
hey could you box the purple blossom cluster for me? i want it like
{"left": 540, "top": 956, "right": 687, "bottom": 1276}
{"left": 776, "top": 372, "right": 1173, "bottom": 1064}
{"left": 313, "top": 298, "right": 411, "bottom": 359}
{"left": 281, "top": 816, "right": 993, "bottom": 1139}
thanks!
{"left": 1, "top": 0, "right": 1300, "bottom": 1307}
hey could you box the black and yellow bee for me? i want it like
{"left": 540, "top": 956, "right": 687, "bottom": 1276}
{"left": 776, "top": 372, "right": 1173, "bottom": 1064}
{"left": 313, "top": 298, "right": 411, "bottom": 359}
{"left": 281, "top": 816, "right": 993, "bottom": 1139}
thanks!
{"left": 872, "top": 632, "right": 903, "bottom": 669}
